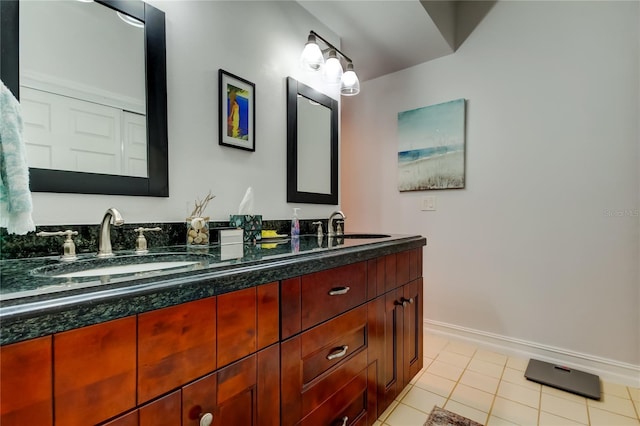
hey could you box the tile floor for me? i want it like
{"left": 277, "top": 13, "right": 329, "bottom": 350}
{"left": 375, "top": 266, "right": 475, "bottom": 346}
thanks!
{"left": 374, "top": 332, "right": 640, "bottom": 426}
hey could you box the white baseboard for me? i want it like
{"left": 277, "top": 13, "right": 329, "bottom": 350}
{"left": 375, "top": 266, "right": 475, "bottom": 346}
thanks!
{"left": 425, "top": 319, "right": 640, "bottom": 388}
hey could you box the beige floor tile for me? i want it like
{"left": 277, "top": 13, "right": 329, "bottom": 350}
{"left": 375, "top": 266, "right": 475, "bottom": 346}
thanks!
{"left": 538, "top": 411, "right": 586, "bottom": 425}
{"left": 486, "top": 415, "right": 519, "bottom": 425}
{"left": 378, "top": 400, "right": 399, "bottom": 423}
{"left": 425, "top": 346, "right": 443, "bottom": 359}
{"left": 423, "top": 356, "right": 434, "bottom": 369}
{"left": 502, "top": 367, "right": 542, "bottom": 391}
{"left": 444, "top": 400, "right": 489, "bottom": 425}
{"left": 396, "top": 384, "right": 412, "bottom": 401}
{"left": 497, "top": 380, "right": 540, "bottom": 409}
{"left": 587, "top": 393, "right": 637, "bottom": 418}
{"left": 506, "top": 356, "right": 529, "bottom": 372}
{"left": 541, "top": 384, "right": 588, "bottom": 404}
{"left": 450, "top": 383, "right": 494, "bottom": 412}
{"left": 427, "top": 360, "right": 465, "bottom": 382}
{"left": 444, "top": 340, "right": 478, "bottom": 357}
{"left": 437, "top": 350, "right": 472, "bottom": 368}
{"left": 604, "top": 381, "right": 634, "bottom": 399}
{"left": 384, "top": 402, "right": 430, "bottom": 426}
{"left": 373, "top": 421, "right": 382, "bottom": 426}
{"left": 468, "top": 358, "right": 505, "bottom": 379}
{"left": 379, "top": 333, "right": 640, "bottom": 426}
{"left": 414, "top": 371, "right": 457, "bottom": 398}
{"left": 474, "top": 349, "right": 508, "bottom": 366}
{"left": 588, "top": 406, "right": 640, "bottom": 426}
{"left": 491, "top": 396, "right": 539, "bottom": 425}
{"left": 424, "top": 334, "right": 449, "bottom": 355}
{"left": 460, "top": 369, "right": 501, "bottom": 394}
{"left": 400, "top": 386, "right": 446, "bottom": 414}
{"left": 540, "top": 392, "right": 588, "bottom": 424}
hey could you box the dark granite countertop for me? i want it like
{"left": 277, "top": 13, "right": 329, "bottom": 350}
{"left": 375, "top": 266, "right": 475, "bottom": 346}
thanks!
{"left": 0, "top": 234, "right": 426, "bottom": 345}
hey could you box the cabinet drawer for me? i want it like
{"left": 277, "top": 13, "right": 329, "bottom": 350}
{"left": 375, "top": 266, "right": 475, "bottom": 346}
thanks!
{"left": 301, "top": 261, "right": 367, "bottom": 330}
{"left": 300, "top": 305, "right": 368, "bottom": 385}
{"left": 300, "top": 366, "right": 368, "bottom": 426}
{"left": 0, "top": 336, "right": 53, "bottom": 425}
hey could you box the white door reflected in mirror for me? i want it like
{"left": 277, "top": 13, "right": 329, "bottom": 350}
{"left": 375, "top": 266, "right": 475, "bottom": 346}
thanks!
{"left": 19, "top": 0, "right": 147, "bottom": 177}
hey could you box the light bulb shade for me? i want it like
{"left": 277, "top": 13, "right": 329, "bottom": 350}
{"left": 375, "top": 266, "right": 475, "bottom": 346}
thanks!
{"left": 300, "top": 35, "right": 324, "bottom": 71}
{"left": 341, "top": 63, "right": 360, "bottom": 96}
{"left": 323, "top": 50, "right": 343, "bottom": 85}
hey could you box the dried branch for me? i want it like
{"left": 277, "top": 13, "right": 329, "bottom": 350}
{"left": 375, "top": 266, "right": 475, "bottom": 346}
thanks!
{"left": 189, "top": 190, "right": 216, "bottom": 218}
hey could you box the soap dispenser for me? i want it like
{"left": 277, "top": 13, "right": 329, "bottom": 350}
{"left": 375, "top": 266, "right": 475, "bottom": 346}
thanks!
{"left": 291, "top": 208, "right": 300, "bottom": 238}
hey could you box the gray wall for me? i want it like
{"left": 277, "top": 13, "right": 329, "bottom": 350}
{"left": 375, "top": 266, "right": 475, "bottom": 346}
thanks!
{"left": 342, "top": 0, "right": 639, "bottom": 375}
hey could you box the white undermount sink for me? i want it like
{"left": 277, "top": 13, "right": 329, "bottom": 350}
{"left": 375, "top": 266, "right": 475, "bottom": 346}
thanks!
{"left": 52, "top": 261, "right": 200, "bottom": 278}
{"left": 31, "top": 253, "right": 211, "bottom": 280}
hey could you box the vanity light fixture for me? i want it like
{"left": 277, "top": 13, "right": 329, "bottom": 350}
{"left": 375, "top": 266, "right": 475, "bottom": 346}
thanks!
{"left": 299, "top": 30, "right": 360, "bottom": 96}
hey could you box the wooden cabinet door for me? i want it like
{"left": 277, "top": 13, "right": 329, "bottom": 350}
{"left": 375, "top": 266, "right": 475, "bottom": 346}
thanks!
{"left": 54, "top": 316, "right": 137, "bottom": 426}
{"left": 376, "top": 288, "right": 403, "bottom": 415}
{"left": 217, "top": 282, "right": 279, "bottom": 368}
{"left": 138, "top": 297, "right": 216, "bottom": 404}
{"left": 139, "top": 391, "right": 182, "bottom": 426}
{"left": 104, "top": 390, "right": 182, "bottom": 426}
{"left": 0, "top": 336, "right": 53, "bottom": 425}
{"left": 402, "top": 278, "right": 423, "bottom": 389}
{"left": 182, "top": 345, "right": 279, "bottom": 426}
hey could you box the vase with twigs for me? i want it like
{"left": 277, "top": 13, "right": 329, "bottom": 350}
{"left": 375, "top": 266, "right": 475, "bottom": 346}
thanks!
{"left": 186, "top": 191, "right": 215, "bottom": 245}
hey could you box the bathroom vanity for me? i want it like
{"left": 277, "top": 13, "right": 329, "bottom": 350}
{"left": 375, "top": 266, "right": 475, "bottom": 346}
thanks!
{"left": 0, "top": 234, "right": 425, "bottom": 426}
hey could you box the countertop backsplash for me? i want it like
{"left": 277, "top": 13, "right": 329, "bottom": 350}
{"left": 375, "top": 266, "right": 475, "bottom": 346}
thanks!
{"left": 0, "top": 219, "right": 332, "bottom": 260}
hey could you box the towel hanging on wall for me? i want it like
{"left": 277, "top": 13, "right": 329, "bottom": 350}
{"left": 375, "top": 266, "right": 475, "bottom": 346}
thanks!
{"left": 0, "top": 79, "right": 35, "bottom": 235}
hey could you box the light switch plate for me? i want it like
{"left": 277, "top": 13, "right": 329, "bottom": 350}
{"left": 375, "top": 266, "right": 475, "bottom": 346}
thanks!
{"left": 421, "top": 196, "right": 436, "bottom": 211}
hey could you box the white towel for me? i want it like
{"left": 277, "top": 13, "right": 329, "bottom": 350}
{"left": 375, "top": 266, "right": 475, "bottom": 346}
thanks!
{"left": 0, "top": 80, "right": 35, "bottom": 235}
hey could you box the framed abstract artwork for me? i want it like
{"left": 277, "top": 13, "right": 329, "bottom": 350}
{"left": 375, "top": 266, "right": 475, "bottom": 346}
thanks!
{"left": 219, "top": 69, "right": 255, "bottom": 151}
{"left": 397, "top": 99, "right": 466, "bottom": 191}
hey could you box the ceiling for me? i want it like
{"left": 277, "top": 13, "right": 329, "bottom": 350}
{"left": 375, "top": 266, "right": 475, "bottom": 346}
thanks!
{"left": 296, "top": 0, "right": 495, "bottom": 82}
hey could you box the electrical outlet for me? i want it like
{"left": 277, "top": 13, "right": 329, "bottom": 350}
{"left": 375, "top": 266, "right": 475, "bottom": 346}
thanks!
{"left": 420, "top": 196, "right": 436, "bottom": 211}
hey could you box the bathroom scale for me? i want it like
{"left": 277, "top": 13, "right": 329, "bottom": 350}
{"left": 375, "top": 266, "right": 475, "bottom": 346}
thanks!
{"left": 524, "top": 359, "right": 601, "bottom": 400}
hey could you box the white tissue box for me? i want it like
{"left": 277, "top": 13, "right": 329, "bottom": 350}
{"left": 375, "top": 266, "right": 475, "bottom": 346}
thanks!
{"left": 219, "top": 228, "right": 243, "bottom": 245}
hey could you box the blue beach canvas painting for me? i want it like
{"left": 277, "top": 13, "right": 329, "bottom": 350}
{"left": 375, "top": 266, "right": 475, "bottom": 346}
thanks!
{"left": 397, "top": 99, "right": 466, "bottom": 191}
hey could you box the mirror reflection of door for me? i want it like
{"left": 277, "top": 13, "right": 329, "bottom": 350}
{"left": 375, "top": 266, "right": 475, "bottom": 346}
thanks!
{"left": 296, "top": 95, "right": 331, "bottom": 195}
{"left": 19, "top": 0, "right": 146, "bottom": 177}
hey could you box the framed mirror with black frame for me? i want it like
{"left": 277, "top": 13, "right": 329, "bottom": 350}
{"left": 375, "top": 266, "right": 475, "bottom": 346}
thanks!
{"left": 286, "top": 77, "right": 338, "bottom": 205}
{"left": 0, "top": 0, "right": 169, "bottom": 197}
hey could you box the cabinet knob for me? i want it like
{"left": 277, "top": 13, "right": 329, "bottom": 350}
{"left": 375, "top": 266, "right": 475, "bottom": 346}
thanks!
{"left": 339, "top": 415, "right": 349, "bottom": 426}
{"left": 401, "top": 297, "right": 414, "bottom": 305}
{"left": 328, "top": 286, "right": 350, "bottom": 296}
{"left": 199, "top": 412, "right": 213, "bottom": 426}
{"left": 326, "top": 345, "right": 349, "bottom": 360}
{"left": 395, "top": 299, "right": 408, "bottom": 307}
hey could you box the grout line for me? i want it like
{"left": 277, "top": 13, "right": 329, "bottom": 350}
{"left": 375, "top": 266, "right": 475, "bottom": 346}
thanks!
{"left": 629, "top": 386, "right": 640, "bottom": 420}
{"left": 536, "top": 380, "right": 542, "bottom": 426}
{"left": 484, "top": 358, "right": 507, "bottom": 426}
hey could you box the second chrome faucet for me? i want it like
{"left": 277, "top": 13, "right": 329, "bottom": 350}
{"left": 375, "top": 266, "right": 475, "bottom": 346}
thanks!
{"left": 97, "top": 208, "right": 124, "bottom": 258}
{"left": 328, "top": 210, "right": 346, "bottom": 238}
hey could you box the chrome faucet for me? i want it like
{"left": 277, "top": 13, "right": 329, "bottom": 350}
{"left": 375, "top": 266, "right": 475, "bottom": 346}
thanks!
{"left": 328, "top": 210, "right": 346, "bottom": 238}
{"left": 97, "top": 208, "right": 124, "bottom": 258}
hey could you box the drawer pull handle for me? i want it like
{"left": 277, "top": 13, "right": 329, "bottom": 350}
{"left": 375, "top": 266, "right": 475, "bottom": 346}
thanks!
{"left": 328, "top": 286, "right": 350, "bottom": 296}
{"left": 327, "top": 345, "right": 349, "bottom": 360}
{"left": 401, "top": 297, "right": 414, "bottom": 305}
{"left": 339, "top": 416, "right": 348, "bottom": 426}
